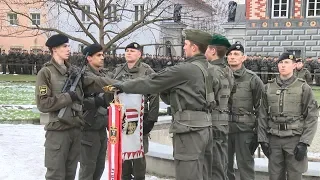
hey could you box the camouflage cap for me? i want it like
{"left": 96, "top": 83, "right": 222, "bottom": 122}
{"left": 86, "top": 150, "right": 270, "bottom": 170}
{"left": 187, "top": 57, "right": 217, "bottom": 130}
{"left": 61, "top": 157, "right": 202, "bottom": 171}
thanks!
{"left": 277, "top": 52, "right": 296, "bottom": 63}
{"left": 184, "top": 29, "right": 211, "bottom": 46}
{"left": 209, "top": 34, "right": 231, "bottom": 48}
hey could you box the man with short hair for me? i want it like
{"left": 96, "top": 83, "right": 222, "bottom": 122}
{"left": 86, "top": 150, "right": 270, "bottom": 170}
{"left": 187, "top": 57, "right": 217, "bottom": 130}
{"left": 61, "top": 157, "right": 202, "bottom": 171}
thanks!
{"left": 112, "top": 42, "right": 159, "bottom": 180}
{"left": 36, "top": 34, "right": 115, "bottom": 180}
{"left": 205, "top": 34, "right": 233, "bottom": 180}
{"left": 258, "top": 52, "right": 318, "bottom": 180}
{"left": 294, "top": 58, "right": 312, "bottom": 85}
{"left": 112, "top": 30, "right": 220, "bottom": 180}
{"left": 226, "top": 43, "right": 264, "bottom": 180}
{"left": 79, "top": 44, "right": 111, "bottom": 180}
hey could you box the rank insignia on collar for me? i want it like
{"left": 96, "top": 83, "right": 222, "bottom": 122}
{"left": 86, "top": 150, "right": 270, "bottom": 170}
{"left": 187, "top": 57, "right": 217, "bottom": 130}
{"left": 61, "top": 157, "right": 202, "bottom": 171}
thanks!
{"left": 39, "top": 85, "right": 48, "bottom": 96}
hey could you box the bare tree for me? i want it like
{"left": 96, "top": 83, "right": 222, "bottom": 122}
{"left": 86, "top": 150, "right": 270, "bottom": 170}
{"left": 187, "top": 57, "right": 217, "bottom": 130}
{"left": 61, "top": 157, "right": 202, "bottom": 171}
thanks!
{"left": 0, "top": 0, "right": 229, "bottom": 50}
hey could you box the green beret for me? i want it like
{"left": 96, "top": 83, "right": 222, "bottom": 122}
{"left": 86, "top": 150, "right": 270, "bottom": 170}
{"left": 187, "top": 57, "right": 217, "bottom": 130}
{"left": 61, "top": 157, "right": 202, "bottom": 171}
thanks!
{"left": 184, "top": 29, "right": 211, "bottom": 46}
{"left": 125, "top": 42, "right": 142, "bottom": 51}
{"left": 296, "top": 58, "right": 303, "bottom": 63}
{"left": 209, "top": 34, "right": 231, "bottom": 48}
{"left": 82, "top": 44, "right": 103, "bottom": 56}
{"left": 45, "top": 34, "right": 69, "bottom": 48}
{"left": 226, "top": 43, "right": 244, "bottom": 55}
{"left": 278, "top": 52, "right": 296, "bottom": 63}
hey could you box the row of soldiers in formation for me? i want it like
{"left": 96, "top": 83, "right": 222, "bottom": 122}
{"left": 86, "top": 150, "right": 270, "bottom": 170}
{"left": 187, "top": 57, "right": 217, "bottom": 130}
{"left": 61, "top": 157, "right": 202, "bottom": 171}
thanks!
{"left": 0, "top": 49, "right": 319, "bottom": 85}
{"left": 34, "top": 31, "right": 318, "bottom": 180}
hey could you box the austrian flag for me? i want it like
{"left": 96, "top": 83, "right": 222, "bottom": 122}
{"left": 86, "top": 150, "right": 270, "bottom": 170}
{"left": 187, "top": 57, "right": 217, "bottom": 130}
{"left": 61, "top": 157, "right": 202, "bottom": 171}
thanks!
{"left": 107, "top": 93, "right": 144, "bottom": 180}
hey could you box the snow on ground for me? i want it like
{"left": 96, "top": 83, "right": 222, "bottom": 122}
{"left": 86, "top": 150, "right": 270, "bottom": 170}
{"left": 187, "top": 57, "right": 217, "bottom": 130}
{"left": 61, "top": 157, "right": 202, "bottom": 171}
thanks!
{"left": 0, "top": 124, "right": 172, "bottom": 180}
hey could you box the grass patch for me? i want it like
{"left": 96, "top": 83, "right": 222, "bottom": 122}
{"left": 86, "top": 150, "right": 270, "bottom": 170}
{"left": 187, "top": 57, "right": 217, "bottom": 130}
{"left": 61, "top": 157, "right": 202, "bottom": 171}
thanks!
{"left": 0, "top": 82, "right": 36, "bottom": 105}
{"left": 0, "top": 109, "right": 39, "bottom": 121}
{"left": 0, "top": 75, "right": 36, "bottom": 82}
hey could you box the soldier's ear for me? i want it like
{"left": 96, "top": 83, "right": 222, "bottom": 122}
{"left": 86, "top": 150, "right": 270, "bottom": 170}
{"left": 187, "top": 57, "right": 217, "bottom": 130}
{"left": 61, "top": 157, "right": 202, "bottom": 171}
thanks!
{"left": 242, "top": 55, "right": 247, "bottom": 62}
{"left": 292, "top": 62, "right": 297, "bottom": 69}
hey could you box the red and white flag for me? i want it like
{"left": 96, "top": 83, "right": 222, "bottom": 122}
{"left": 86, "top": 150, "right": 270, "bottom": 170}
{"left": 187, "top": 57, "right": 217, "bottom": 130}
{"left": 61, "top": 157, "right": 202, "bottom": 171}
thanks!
{"left": 108, "top": 103, "right": 122, "bottom": 180}
{"left": 107, "top": 93, "right": 144, "bottom": 180}
{"left": 118, "top": 93, "right": 144, "bottom": 160}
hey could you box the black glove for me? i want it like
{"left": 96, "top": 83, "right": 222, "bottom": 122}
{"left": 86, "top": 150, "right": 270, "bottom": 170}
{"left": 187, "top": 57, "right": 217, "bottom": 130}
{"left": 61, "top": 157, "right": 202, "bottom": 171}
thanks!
{"left": 260, "top": 142, "right": 271, "bottom": 158}
{"left": 94, "top": 93, "right": 106, "bottom": 107}
{"left": 143, "top": 121, "right": 155, "bottom": 135}
{"left": 249, "top": 135, "right": 259, "bottom": 155}
{"left": 67, "top": 91, "right": 79, "bottom": 101}
{"left": 294, "top": 142, "right": 308, "bottom": 161}
{"left": 112, "top": 83, "right": 123, "bottom": 93}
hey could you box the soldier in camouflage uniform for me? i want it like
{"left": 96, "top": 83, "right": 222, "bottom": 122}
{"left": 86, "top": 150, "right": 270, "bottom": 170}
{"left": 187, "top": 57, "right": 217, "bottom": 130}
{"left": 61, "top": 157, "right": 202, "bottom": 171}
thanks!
{"left": 260, "top": 57, "right": 269, "bottom": 84}
{"left": 21, "top": 50, "right": 29, "bottom": 74}
{"left": 0, "top": 50, "right": 6, "bottom": 74}
{"left": 205, "top": 34, "right": 233, "bottom": 180}
{"left": 294, "top": 58, "right": 312, "bottom": 85}
{"left": 314, "top": 58, "right": 320, "bottom": 86}
{"left": 226, "top": 43, "right": 264, "bottom": 180}
{"left": 112, "top": 30, "right": 220, "bottom": 180}
{"left": 205, "top": 34, "right": 234, "bottom": 180}
{"left": 36, "top": 34, "right": 115, "bottom": 180}
{"left": 79, "top": 44, "right": 112, "bottom": 180}
{"left": 258, "top": 52, "right": 318, "bottom": 180}
{"left": 112, "top": 42, "right": 159, "bottom": 180}
{"left": 7, "top": 50, "right": 15, "bottom": 74}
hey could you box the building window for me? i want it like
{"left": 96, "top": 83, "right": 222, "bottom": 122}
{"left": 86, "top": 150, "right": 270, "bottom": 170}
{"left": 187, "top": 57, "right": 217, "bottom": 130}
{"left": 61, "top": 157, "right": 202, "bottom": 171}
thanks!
{"left": 107, "top": 4, "right": 117, "bottom": 22}
{"left": 7, "top": 13, "right": 18, "bottom": 25}
{"left": 271, "top": 0, "right": 289, "bottom": 18}
{"left": 81, "top": 5, "right": 90, "bottom": 22}
{"left": 307, "top": 0, "right": 320, "bottom": 17}
{"left": 31, "top": 13, "right": 40, "bottom": 25}
{"left": 134, "top": 4, "right": 144, "bottom": 21}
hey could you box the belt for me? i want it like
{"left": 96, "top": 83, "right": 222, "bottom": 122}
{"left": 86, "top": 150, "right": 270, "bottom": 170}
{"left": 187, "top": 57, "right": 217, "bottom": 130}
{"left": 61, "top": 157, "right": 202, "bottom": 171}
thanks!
{"left": 229, "top": 114, "right": 255, "bottom": 123}
{"left": 270, "top": 123, "right": 300, "bottom": 131}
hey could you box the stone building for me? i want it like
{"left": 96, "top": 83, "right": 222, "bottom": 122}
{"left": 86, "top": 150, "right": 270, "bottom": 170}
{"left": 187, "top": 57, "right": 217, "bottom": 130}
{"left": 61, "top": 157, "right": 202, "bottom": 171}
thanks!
{"left": 223, "top": 0, "right": 320, "bottom": 58}
{"left": 245, "top": 0, "right": 320, "bottom": 58}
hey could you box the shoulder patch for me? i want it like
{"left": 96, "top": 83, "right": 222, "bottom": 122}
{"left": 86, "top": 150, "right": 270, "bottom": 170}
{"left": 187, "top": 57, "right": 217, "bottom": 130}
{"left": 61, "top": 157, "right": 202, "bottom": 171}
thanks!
{"left": 39, "top": 85, "right": 48, "bottom": 96}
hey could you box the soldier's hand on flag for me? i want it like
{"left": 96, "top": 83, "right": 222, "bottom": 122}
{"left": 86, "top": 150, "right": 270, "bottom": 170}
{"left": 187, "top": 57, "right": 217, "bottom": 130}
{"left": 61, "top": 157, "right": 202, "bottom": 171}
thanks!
{"left": 103, "top": 84, "right": 123, "bottom": 93}
{"left": 111, "top": 83, "right": 123, "bottom": 93}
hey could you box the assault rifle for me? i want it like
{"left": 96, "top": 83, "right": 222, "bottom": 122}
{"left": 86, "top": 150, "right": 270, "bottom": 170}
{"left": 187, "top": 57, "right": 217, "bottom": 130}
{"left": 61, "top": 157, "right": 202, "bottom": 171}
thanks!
{"left": 57, "top": 52, "right": 89, "bottom": 126}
